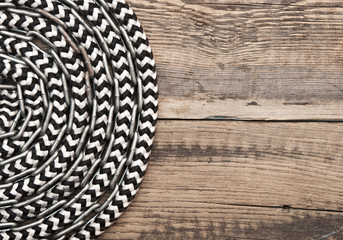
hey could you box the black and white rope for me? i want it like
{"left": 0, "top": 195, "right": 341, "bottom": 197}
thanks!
{"left": 0, "top": 0, "right": 158, "bottom": 239}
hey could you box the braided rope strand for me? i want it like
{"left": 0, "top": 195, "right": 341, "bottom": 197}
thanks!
{"left": 0, "top": 0, "right": 158, "bottom": 239}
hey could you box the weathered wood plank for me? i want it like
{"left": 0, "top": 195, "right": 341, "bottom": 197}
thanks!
{"left": 101, "top": 120, "right": 343, "bottom": 239}
{"left": 142, "top": 120, "right": 343, "bottom": 210}
{"left": 160, "top": 98, "right": 343, "bottom": 120}
{"left": 181, "top": 0, "right": 343, "bottom": 6}
{"left": 128, "top": 0, "right": 343, "bottom": 119}
{"left": 101, "top": 202, "right": 343, "bottom": 239}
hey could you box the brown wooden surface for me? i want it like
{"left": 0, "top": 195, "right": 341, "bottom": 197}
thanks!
{"left": 102, "top": 0, "right": 343, "bottom": 239}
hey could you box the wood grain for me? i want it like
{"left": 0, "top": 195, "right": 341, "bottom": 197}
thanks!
{"left": 100, "top": 202, "right": 343, "bottom": 239}
{"left": 181, "top": 0, "right": 343, "bottom": 6}
{"left": 101, "top": 120, "right": 343, "bottom": 239}
{"left": 139, "top": 121, "right": 343, "bottom": 211}
{"left": 129, "top": 0, "right": 343, "bottom": 120}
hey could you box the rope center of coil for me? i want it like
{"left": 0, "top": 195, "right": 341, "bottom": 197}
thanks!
{"left": 0, "top": 0, "right": 158, "bottom": 239}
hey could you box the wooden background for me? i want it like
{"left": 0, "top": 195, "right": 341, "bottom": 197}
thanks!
{"left": 101, "top": 0, "right": 343, "bottom": 239}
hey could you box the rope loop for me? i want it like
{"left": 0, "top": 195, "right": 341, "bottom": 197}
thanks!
{"left": 0, "top": 0, "right": 158, "bottom": 239}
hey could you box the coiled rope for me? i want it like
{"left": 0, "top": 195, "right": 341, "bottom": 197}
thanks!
{"left": 0, "top": 0, "right": 158, "bottom": 239}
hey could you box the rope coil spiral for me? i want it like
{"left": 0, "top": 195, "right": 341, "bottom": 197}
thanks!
{"left": 0, "top": 0, "right": 158, "bottom": 239}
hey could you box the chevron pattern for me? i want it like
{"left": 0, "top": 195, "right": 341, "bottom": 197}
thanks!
{"left": 0, "top": 0, "right": 158, "bottom": 239}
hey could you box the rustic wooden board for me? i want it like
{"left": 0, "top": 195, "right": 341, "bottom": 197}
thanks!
{"left": 140, "top": 121, "right": 343, "bottom": 211}
{"left": 182, "top": 0, "right": 343, "bottom": 5}
{"left": 102, "top": 120, "right": 343, "bottom": 239}
{"left": 160, "top": 98, "right": 343, "bottom": 120}
{"left": 100, "top": 202, "right": 343, "bottom": 239}
{"left": 128, "top": 0, "right": 343, "bottom": 120}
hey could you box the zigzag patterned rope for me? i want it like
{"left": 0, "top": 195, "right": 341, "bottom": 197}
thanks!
{"left": 0, "top": 0, "right": 158, "bottom": 239}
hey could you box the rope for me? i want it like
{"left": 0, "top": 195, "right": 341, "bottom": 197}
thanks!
{"left": 0, "top": 0, "right": 158, "bottom": 239}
